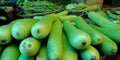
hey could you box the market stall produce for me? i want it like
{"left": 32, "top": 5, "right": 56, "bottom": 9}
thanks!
{"left": 0, "top": 0, "right": 120, "bottom": 60}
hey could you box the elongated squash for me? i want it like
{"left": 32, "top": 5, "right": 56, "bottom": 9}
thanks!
{"left": 0, "top": 20, "right": 19, "bottom": 44}
{"left": 88, "top": 11, "right": 120, "bottom": 28}
{"left": 1, "top": 45, "right": 20, "bottom": 60}
{"left": 56, "top": 11, "right": 68, "bottom": 16}
{"left": 89, "top": 24, "right": 120, "bottom": 43}
{"left": 11, "top": 18, "right": 37, "bottom": 40}
{"left": 63, "top": 33, "right": 78, "bottom": 60}
{"left": 89, "top": 25, "right": 118, "bottom": 55}
{"left": 80, "top": 46, "right": 100, "bottom": 60}
{"left": 63, "top": 20, "right": 91, "bottom": 50}
{"left": 47, "top": 21, "right": 63, "bottom": 60}
{"left": 58, "top": 15, "right": 77, "bottom": 22}
{"left": 31, "top": 14, "right": 59, "bottom": 39}
{"left": 74, "top": 16, "right": 102, "bottom": 45}
{"left": 18, "top": 54, "right": 34, "bottom": 60}
{"left": 36, "top": 45, "right": 48, "bottom": 60}
{"left": 99, "top": 33, "right": 118, "bottom": 55}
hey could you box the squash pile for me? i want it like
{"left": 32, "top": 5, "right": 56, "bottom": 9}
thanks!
{"left": 0, "top": 10, "right": 120, "bottom": 60}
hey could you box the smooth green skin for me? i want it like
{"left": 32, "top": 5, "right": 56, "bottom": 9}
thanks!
{"left": 63, "top": 20, "right": 91, "bottom": 50}
{"left": 11, "top": 18, "right": 37, "bottom": 40}
{"left": 18, "top": 54, "right": 34, "bottom": 60}
{"left": 0, "top": 19, "right": 19, "bottom": 44}
{"left": 0, "top": 24, "right": 12, "bottom": 44}
{"left": 89, "top": 24, "right": 120, "bottom": 43}
{"left": 74, "top": 17, "right": 102, "bottom": 45}
{"left": 80, "top": 46, "right": 100, "bottom": 60}
{"left": 96, "top": 11, "right": 112, "bottom": 21}
{"left": 56, "top": 11, "right": 68, "bottom": 16}
{"left": 89, "top": 25, "right": 118, "bottom": 55}
{"left": 47, "top": 21, "right": 63, "bottom": 60}
{"left": 59, "top": 15, "right": 77, "bottom": 22}
{"left": 99, "top": 33, "right": 118, "bottom": 55}
{"left": 19, "top": 37, "right": 41, "bottom": 57}
{"left": 96, "top": 10, "right": 107, "bottom": 17}
{"left": 31, "top": 14, "right": 59, "bottom": 39}
{"left": 31, "top": 19, "right": 53, "bottom": 40}
{"left": 88, "top": 11, "right": 120, "bottom": 28}
{"left": 36, "top": 46, "right": 48, "bottom": 60}
{"left": 1, "top": 45, "right": 20, "bottom": 60}
{"left": 63, "top": 34, "right": 78, "bottom": 60}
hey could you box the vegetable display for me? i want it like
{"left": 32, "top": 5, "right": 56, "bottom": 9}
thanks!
{"left": 0, "top": 2, "right": 120, "bottom": 60}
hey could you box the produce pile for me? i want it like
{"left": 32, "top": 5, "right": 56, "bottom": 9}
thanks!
{"left": 1, "top": 8, "right": 120, "bottom": 60}
{"left": 1, "top": 1, "right": 120, "bottom": 59}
